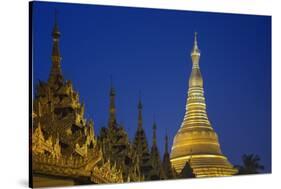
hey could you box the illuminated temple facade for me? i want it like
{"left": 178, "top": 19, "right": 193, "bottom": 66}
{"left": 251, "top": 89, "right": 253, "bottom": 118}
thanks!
{"left": 170, "top": 33, "right": 237, "bottom": 177}
{"left": 31, "top": 15, "right": 177, "bottom": 187}
{"left": 31, "top": 17, "right": 123, "bottom": 187}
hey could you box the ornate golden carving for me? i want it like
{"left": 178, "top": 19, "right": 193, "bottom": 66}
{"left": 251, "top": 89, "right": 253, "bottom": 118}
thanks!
{"left": 32, "top": 17, "right": 123, "bottom": 186}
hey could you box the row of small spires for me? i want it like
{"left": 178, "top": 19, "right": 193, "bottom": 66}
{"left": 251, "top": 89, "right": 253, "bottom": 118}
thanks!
{"left": 108, "top": 82, "right": 171, "bottom": 154}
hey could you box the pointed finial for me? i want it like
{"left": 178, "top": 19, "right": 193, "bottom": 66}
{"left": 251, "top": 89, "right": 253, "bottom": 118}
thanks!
{"left": 152, "top": 116, "right": 156, "bottom": 130}
{"left": 137, "top": 91, "right": 143, "bottom": 129}
{"left": 138, "top": 90, "right": 142, "bottom": 109}
{"left": 52, "top": 9, "right": 60, "bottom": 38}
{"left": 139, "top": 90, "right": 141, "bottom": 100}
{"left": 194, "top": 32, "right": 198, "bottom": 45}
{"left": 165, "top": 128, "right": 168, "bottom": 153}
{"left": 109, "top": 75, "right": 115, "bottom": 96}
{"left": 191, "top": 32, "right": 200, "bottom": 56}
{"left": 152, "top": 119, "right": 157, "bottom": 145}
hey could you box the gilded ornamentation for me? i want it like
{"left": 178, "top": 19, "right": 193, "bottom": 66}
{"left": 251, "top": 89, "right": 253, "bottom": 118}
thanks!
{"left": 170, "top": 33, "right": 237, "bottom": 177}
{"left": 32, "top": 16, "right": 123, "bottom": 186}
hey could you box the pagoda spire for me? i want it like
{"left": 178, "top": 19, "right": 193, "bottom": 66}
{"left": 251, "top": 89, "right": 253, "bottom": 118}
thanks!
{"left": 170, "top": 33, "right": 237, "bottom": 177}
{"left": 161, "top": 129, "right": 175, "bottom": 179}
{"left": 150, "top": 119, "right": 165, "bottom": 180}
{"left": 133, "top": 93, "right": 155, "bottom": 180}
{"left": 137, "top": 92, "right": 143, "bottom": 129}
{"left": 108, "top": 76, "right": 116, "bottom": 127}
{"left": 189, "top": 32, "right": 203, "bottom": 88}
{"left": 152, "top": 120, "right": 157, "bottom": 146}
{"left": 191, "top": 32, "right": 200, "bottom": 55}
{"left": 190, "top": 32, "right": 200, "bottom": 68}
{"left": 48, "top": 11, "right": 63, "bottom": 85}
{"left": 164, "top": 130, "right": 168, "bottom": 154}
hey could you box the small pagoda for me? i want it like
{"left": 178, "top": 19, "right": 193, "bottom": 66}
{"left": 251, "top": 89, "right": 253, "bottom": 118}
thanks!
{"left": 150, "top": 121, "right": 165, "bottom": 180}
{"left": 162, "top": 132, "right": 176, "bottom": 179}
{"left": 133, "top": 98, "right": 154, "bottom": 180}
{"left": 98, "top": 83, "right": 142, "bottom": 182}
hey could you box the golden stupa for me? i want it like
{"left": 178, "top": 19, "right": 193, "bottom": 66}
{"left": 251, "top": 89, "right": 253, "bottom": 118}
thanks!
{"left": 170, "top": 33, "right": 237, "bottom": 177}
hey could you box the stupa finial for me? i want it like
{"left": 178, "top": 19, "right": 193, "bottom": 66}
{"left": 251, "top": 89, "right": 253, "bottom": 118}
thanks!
{"left": 138, "top": 90, "right": 142, "bottom": 110}
{"left": 48, "top": 10, "right": 63, "bottom": 84}
{"left": 165, "top": 128, "right": 168, "bottom": 153}
{"left": 152, "top": 119, "right": 157, "bottom": 146}
{"left": 137, "top": 91, "right": 143, "bottom": 128}
{"left": 191, "top": 32, "right": 200, "bottom": 57}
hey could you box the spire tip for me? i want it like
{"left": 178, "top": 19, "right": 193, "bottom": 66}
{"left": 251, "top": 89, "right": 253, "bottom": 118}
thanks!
{"left": 52, "top": 9, "right": 60, "bottom": 38}
{"left": 191, "top": 32, "right": 200, "bottom": 56}
{"left": 138, "top": 90, "right": 143, "bottom": 109}
{"left": 153, "top": 118, "right": 156, "bottom": 130}
{"left": 109, "top": 75, "right": 115, "bottom": 96}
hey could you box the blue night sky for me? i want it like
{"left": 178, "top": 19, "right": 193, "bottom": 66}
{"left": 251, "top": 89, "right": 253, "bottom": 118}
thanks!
{"left": 32, "top": 2, "right": 271, "bottom": 172}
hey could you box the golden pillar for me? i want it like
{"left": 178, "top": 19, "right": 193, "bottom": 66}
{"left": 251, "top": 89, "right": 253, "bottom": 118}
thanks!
{"left": 170, "top": 33, "right": 237, "bottom": 177}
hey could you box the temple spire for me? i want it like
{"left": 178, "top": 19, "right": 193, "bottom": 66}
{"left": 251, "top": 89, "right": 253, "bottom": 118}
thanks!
{"left": 109, "top": 75, "right": 115, "bottom": 95}
{"left": 191, "top": 32, "right": 200, "bottom": 56}
{"left": 152, "top": 120, "right": 157, "bottom": 146}
{"left": 161, "top": 128, "right": 175, "bottom": 179}
{"left": 48, "top": 10, "right": 63, "bottom": 84}
{"left": 164, "top": 129, "right": 168, "bottom": 154}
{"left": 189, "top": 32, "right": 203, "bottom": 87}
{"left": 137, "top": 92, "right": 143, "bottom": 129}
{"left": 150, "top": 118, "right": 165, "bottom": 179}
{"left": 133, "top": 91, "right": 154, "bottom": 180}
{"left": 108, "top": 76, "right": 116, "bottom": 127}
{"left": 190, "top": 32, "right": 201, "bottom": 70}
